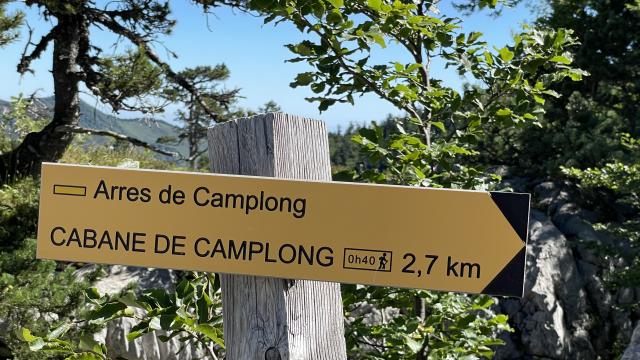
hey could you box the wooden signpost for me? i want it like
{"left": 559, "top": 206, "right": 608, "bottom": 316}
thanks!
{"left": 36, "top": 113, "right": 530, "bottom": 359}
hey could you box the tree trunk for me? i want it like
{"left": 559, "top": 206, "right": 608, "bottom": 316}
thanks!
{"left": 207, "top": 113, "right": 347, "bottom": 360}
{"left": 0, "top": 14, "right": 85, "bottom": 184}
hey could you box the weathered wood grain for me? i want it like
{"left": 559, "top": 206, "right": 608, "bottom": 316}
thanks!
{"left": 207, "top": 113, "right": 347, "bottom": 360}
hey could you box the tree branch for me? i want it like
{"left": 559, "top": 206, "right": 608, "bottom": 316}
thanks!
{"left": 55, "top": 124, "right": 180, "bottom": 158}
{"left": 307, "top": 21, "right": 423, "bottom": 125}
{"left": 17, "top": 24, "right": 60, "bottom": 74}
{"left": 186, "top": 148, "right": 208, "bottom": 163}
{"left": 90, "top": 10, "right": 228, "bottom": 122}
{"left": 355, "top": 1, "right": 432, "bottom": 145}
{"left": 411, "top": 2, "right": 433, "bottom": 147}
{"left": 415, "top": 334, "right": 429, "bottom": 360}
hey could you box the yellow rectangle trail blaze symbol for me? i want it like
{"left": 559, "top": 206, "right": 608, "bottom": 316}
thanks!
{"left": 53, "top": 184, "right": 87, "bottom": 197}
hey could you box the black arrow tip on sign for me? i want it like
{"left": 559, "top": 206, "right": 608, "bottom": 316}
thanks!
{"left": 482, "top": 247, "right": 526, "bottom": 297}
{"left": 483, "top": 191, "right": 530, "bottom": 297}
{"left": 489, "top": 191, "right": 530, "bottom": 243}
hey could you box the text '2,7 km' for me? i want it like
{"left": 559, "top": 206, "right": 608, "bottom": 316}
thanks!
{"left": 37, "top": 163, "right": 530, "bottom": 297}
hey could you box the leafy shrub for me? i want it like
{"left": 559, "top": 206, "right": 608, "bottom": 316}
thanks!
{"left": 19, "top": 273, "right": 224, "bottom": 360}
{"left": 563, "top": 134, "right": 639, "bottom": 289}
{"left": 0, "top": 178, "right": 98, "bottom": 359}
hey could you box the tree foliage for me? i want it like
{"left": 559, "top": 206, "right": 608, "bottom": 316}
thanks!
{"left": 478, "top": 0, "right": 640, "bottom": 299}
{"left": 249, "top": 0, "right": 584, "bottom": 188}
{"left": 235, "top": 0, "right": 585, "bottom": 358}
{"left": 20, "top": 273, "right": 224, "bottom": 360}
{"left": 0, "top": 0, "right": 22, "bottom": 47}
{"left": 0, "top": 174, "right": 99, "bottom": 359}
{"left": 161, "top": 64, "right": 240, "bottom": 169}
{"left": 563, "top": 133, "right": 640, "bottom": 289}
{"left": 343, "top": 287, "right": 511, "bottom": 359}
{"left": 478, "top": 0, "right": 640, "bottom": 175}
{"left": 0, "top": 0, "right": 228, "bottom": 184}
{"left": 0, "top": 94, "right": 46, "bottom": 154}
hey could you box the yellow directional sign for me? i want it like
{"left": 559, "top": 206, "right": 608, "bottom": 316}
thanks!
{"left": 37, "top": 163, "right": 529, "bottom": 297}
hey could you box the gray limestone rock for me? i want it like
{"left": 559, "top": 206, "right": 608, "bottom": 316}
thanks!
{"left": 496, "top": 210, "right": 594, "bottom": 359}
{"left": 622, "top": 324, "right": 640, "bottom": 360}
{"left": 496, "top": 181, "right": 639, "bottom": 360}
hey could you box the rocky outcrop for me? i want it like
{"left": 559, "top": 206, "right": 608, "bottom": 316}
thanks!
{"left": 622, "top": 323, "right": 640, "bottom": 360}
{"left": 495, "top": 181, "right": 639, "bottom": 359}
{"left": 75, "top": 265, "right": 208, "bottom": 360}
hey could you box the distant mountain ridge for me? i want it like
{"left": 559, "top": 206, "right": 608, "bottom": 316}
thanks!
{"left": 0, "top": 97, "right": 188, "bottom": 157}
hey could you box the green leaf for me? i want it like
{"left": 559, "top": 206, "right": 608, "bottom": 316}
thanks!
{"left": 87, "top": 302, "right": 127, "bottom": 322}
{"left": 431, "top": 121, "right": 446, "bottom": 133}
{"left": 47, "top": 323, "right": 71, "bottom": 341}
{"left": 292, "top": 72, "right": 315, "bottom": 86}
{"left": 533, "top": 95, "right": 545, "bottom": 105}
{"left": 492, "top": 314, "right": 509, "bottom": 324}
{"left": 358, "top": 128, "right": 378, "bottom": 142}
{"left": 194, "top": 324, "right": 225, "bottom": 348}
{"left": 176, "top": 279, "right": 194, "bottom": 300}
{"left": 126, "top": 331, "right": 143, "bottom": 342}
{"left": 149, "top": 317, "right": 162, "bottom": 331}
{"left": 126, "top": 324, "right": 151, "bottom": 342}
{"left": 483, "top": 51, "right": 493, "bottom": 65}
{"left": 371, "top": 33, "right": 386, "bottom": 48}
{"left": 472, "top": 295, "right": 494, "bottom": 309}
{"left": 328, "top": 0, "right": 343, "bottom": 8}
{"left": 202, "top": 291, "right": 214, "bottom": 306}
{"left": 17, "top": 328, "right": 39, "bottom": 342}
{"left": 176, "top": 307, "right": 196, "bottom": 326}
{"left": 85, "top": 288, "right": 101, "bottom": 301}
{"left": 549, "top": 55, "right": 571, "bottom": 64}
{"left": 567, "top": 69, "right": 588, "bottom": 81}
{"left": 554, "top": 28, "right": 567, "bottom": 48}
{"left": 326, "top": 10, "right": 343, "bottom": 25}
{"left": 467, "top": 32, "right": 483, "bottom": 44}
{"left": 483, "top": 338, "right": 506, "bottom": 346}
{"left": 495, "top": 108, "right": 512, "bottom": 116}
{"left": 197, "top": 296, "right": 209, "bottom": 323}
{"left": 158, "top": 331, "right": 181, "bottom": 343}
{"left": 28, "top": 338, "right": 46, "bottom": 351}
{"left": 318, "top": 99, "right": 336, "bottom": 112}
{"left": 79, "top": 335, "right": 103, "bottom": 354}
{"left": 142, "top": 289, "right": 173, "bottom": 308}
{"left": 542, "top": 89, "right": 561, "bottom": 98}
{"left": 159, "top": 314, "right": 176, "bottom": 330}
{"left": 367, "top": 0, "right": 382, "bottom": 11}
{"left": 118, "top": 292, "right": 142, "bottom": 309}
{"left": 413, "top": 167, "right": 426, "bottom": 180}
{"left": 64, "top": 353, "right": 102, "bottom": 360}
{"left": 403, "top": 335, "right": 423, "bottom": 353}
{"left": 498, "top": 47, "right": 514, "bottom": 62}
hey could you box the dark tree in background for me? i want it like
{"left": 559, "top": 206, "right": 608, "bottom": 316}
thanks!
{"left": 479, "top": 0, "right": 640, "bottom": 175}
{"left": 0, "top": 0, "right": 228, "bottom": 184}
{"left": 161, "top": 65, "right": 239, "bottom": 169}
{"left": 540, "top": 0, "right": 640, "bottom": 138}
